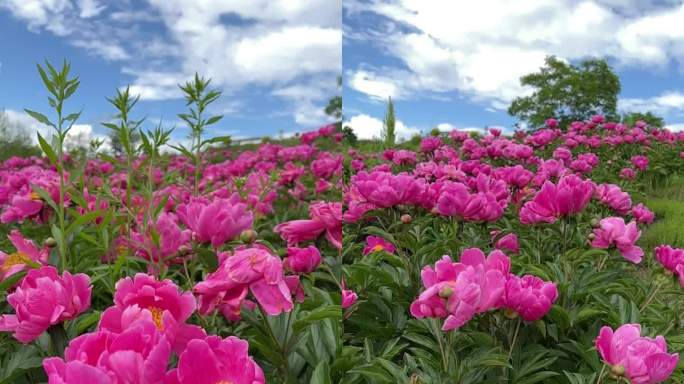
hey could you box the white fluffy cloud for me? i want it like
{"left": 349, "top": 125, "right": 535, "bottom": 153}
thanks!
{"left": 346, "top": 0, "right": 684, "bottom": 110}
{"left": 3, "top": 109, "right": 108, "bottom": 150}
{"left": 619, "top": 91, "right": 684, "bottom": 115}
{"left": 2, "top": 0, "right": 342, "bottom": 127}
{"left": 665, "top": 123, "right": 684, "bottom": 132}
{"left": 345, "top": 113, "right": 420, "bottom": 140}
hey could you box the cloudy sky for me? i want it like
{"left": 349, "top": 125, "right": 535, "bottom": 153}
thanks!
{"left": 0, "top": 0, "right": 341, "bottom": 145}
{"left": 344, "top": 0, "right": 684, "bottom": 140}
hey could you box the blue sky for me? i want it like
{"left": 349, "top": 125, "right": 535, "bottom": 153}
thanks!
{"left": 0, "top": 0, "right": 341, "bottom": 146}
{"left": 343, "top": 0, "right": 684, "bottom": 139}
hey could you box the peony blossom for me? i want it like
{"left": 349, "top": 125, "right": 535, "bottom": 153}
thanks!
{"left": 43, "top": 320, "right": 170, "bottom": 384}
{"left": 502, "top": 275, "right": 557, "bottom": 321}
{"left": 0, "top": 230, "right": 48, "bottom": 283}
{"left": 341, "top": 280, "right": 358, "bottom": 309}
{"left": 595, "top": 324, "right": 678, "bottom": 383}
{"left": 631, "top": 155, "right": 649, "bottom": 171}
{"left": 410, "top": 248, "right": 509, "bottom": 331}
{"left": 194, "top": 247, "right": 293, "bottom": 318}
{"left": 519, "top": 175, "right": 594, "bottom": 224}
{"left": 0, "top": 266, "right": 91, "bottom": 343}
{"left": 495, "top": 233, "right": 520, "bottom": 254}
{"left": 363, "top": 236, "right": 396, "bottom": 255}
{"left": 275, "top": 201, "right": 342, "bottom": 250}
{"left": 631, "top": 203, "right": 655, "bottom": 225}
{"left": 595, "top": 184, "right": 632, "bottom": 215}
{"left": 591, "top": 217, "right": 643, "bottom": 263}
{"left": 165, "top": 335, "right": 265, "bottom": 384}
{"left": 283, "top": 245, "right": 321, "bottom": 274}
{"left": 99, "top": 274, "right": 204, "bottom": 353}
{"left": 654, "top": 245, "right": 684, "bottom": 287}
{"left": 177, "top": 197, "right": 253, "bottom": 247}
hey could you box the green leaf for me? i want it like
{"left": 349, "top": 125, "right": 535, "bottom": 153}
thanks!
{"left": 310, "top": 361, "right": 332, "bottom": 384}
{"left": 197, "top": 248, "right": 218, "bottom": 271}
{"left": 37, "top": 132, "right": 59, "bottom": 165}
{"left": 66, "top": 210, "right": 102, "bottom": 235}
{"left": 25, "top": 109, "right": 53, "bottom": 127}
{"left": 0, "top": 344, "right": 43, "bottom": 384}
{"left": 205, "top": 115, "right": 223, "bottom": 126}
{"left": 0, "top": 271, "right": 27, "bottom": 292}
{"left": 294, "top": 305, "right": 341, "bottom": 333}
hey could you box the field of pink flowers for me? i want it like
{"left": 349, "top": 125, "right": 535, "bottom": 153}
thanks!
{"left": 342, "top": 117, "right": 684, "bottom": 383}
{"left": 0, "top": 63, "right": 343, "bottom": 383}
{"left": 1, "top": 61, "right": 684, "bottom": 384}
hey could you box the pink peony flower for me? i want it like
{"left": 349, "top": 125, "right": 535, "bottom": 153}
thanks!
{"left": 595, "top": 184, "right": 632, "bottom": 215}
{"left": 495, "top": 233, "right": 520, "bottom": 254}
{"left": 0, "top": 191, "right": 44, "bottom": 224}
{"left": 165, "top": 335, "right": 264, "bottom": 384}
{"left": 341, "top": 280, "right": 358, "bottom": 309}
{"left": 0, "top": 230, "right": 48, "bottom": 283}
{"left": 283, "top": 246, "right": 321, "bottom": 274}
{"left": 410, "top": 248, "right": 509, "bottom": 331}
{"left": 519, "top": 175, "right": 594, "bottom": 224}
{"left": 591, "top": 217, "right": 643, "bottom": 263}
{"left": 131, "top": 213, "right": 192, "bottom": 263}
{"left": 177, "top": 197, "right": 253, "bottom": 247}
{"left": 631, "top": 203, "right": 655, "bottom": 225}
{"left": 352, "top": 171, "right": 427, "bottom": 208}
{"left": 595, "top": 324, "right": 679, "bottom": 383}
{"left": 620, "top": 168, "right": 636, "bottom": 180}
{"left": 631, "top": 155, "right": 649, "bottom": 171}
{"left": 502, "top": 275, "right": 557, "bottom": 321}
{"left": 43, "top": 320, "right": 170, "bottom": 384}
{"left": 363, "top": 236, "right": 396, "bottom": 255}
{"left": 654, "top": 245, "right": 684, "bottom": 287}
{"left": 275, "top": 202, "right": 342, "bottom": 250}
{"left": 194, "top": 247, "right": 293, "bottom": 318}
{"left": 0, "top": 266, "right": 91, "bottom": 343}
{"left": 99, "top": 274, "right": 204, "bottom": 353}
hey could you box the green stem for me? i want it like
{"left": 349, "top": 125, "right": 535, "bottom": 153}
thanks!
{"left": 639, "top": 280, "right": 663, "bottom": 312}
{"left": 596, "top": 364, "right": 607, "bottom": 384}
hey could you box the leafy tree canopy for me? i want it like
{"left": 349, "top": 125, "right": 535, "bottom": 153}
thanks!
{"left": 508, "top": 56, "right": 621, "bottom": 129}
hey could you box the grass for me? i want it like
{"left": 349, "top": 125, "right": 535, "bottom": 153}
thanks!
{"left": 641, "top": 176, "right": 684, "bottom": 249}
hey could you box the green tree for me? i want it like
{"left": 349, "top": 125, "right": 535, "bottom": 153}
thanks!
{"left": 508, "top": 56, "right": 621, "bottom": 129}
{"left": 382, "top": 97, "right": 396, "bottom": 147}
{"left": 109, "top": 128, "right": 141, "bottom": 155}
{"left": 0, "top": 109, "right": 41, "bottom": 160}
{"left": 621, "top": 111, "right": 664, "bottom": 128}
{"left": 325, "top": 76, "right": 342, "bottom": 123}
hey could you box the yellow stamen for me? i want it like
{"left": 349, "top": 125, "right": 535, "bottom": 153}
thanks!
{"left": 1, "top": 252, "right": 30, "bottom": 272}
{"left": 372, "top": 244, "right": 385, "bottom": 252}
{"left": 29, "top": 191, "right": 41, "bottom": 201}
{"left": 216, "top": 381, "right": 234, "bottom": 384}
{"left": 148, "top": 306, "right": 164, "bottom": 330}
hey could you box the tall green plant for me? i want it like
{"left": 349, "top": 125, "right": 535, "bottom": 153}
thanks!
{"left": 174, "top": 74, "right": 226, "bottom": 195}
{"left": 25, "top": 60, "right": 81, "bottom": 272}
{"left": 383, "top": 97, "right": 396, "bottom": 147}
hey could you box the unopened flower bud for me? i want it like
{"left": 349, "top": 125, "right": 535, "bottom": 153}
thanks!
{"left": 44, "top": 237, "right": 57, "bottom": 248}
{"left": 178, "top": 245, "right": 191, "bottom": 254}
{"left": 610, "top": 364, "right": 625, "bottom": 377}
{"left": 240, "top": 229, "right": 257, "bottom": 243}
{"left": 401, "top": 214, "right": 412, "bottom": 224}
{"left": 590, "top": 218, "right": 600, "bottom": 228}
{"left": 504, "top": 308, "right": 519, "bottom": 320}
{"left": 588, "top": 233, "right": 596, "bottom": 240}
{"left": 438, "top": 286, "right": 454, "bottom": 298}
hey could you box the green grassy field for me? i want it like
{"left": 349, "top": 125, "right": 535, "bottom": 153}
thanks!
{"left": 642, "top": 177, "right": 684, "bottom": 249}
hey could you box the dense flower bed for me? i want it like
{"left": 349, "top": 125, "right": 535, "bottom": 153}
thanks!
{"left": 0, "top": 123, "right": 344, "bottom": 383}
{"left": 342, "top": 117, "right": 684, "bottom": 383}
